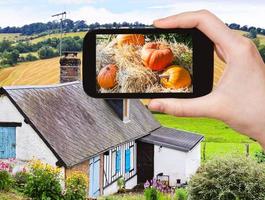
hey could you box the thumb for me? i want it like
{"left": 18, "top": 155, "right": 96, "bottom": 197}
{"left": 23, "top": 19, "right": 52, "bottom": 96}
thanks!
{"left": 148, "top": 94, "right": 217, "bottom": 118}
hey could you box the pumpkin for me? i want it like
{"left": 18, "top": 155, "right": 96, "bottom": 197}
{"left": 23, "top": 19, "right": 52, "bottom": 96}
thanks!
{"left": 141, "top": 42, "right": 174, "bottom": 71}
{"left": 117, "top": 34, "right": 145, "bottom": 47}
{"left": 97, "top": 64, "right": 118, "bottom": 89}
{"left": 160, "top": 65, "right": 191, "bottom": 89}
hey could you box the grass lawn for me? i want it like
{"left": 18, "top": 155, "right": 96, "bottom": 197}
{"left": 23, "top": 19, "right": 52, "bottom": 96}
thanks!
{"left": 99, "top": 193, "right": 145, "bottom": 200}
{"left": 154, "top": 114, "right": 263, "bottom": 160}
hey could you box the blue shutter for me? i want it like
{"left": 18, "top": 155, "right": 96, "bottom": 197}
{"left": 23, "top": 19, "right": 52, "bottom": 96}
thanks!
{"left": 89, "top": 156, "right": 100, "bottom": 198}
{"left": 125, "top": 149, "right": 131, "bottom": 173}
{"left": 116, "top": 150, "right": 121, "bottom": 173}
{"left": 0, "top": 127, "right": 16, "bottom": 159}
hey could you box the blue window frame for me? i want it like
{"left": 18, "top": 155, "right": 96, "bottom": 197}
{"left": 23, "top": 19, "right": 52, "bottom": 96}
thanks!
{"left": 125, "top": 149, "right": 131, "bottom": 173}
{"left": 0, "top": 127, "right": 16, "bottom": 159}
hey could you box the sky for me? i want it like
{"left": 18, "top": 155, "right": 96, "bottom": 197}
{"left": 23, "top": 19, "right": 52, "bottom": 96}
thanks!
{"left": 0, "top": 0, "right": 265, "bottom": 28}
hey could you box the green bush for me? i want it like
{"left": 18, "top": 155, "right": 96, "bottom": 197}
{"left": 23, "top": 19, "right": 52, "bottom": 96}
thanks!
{"left": 14, "top": 171, "right": 29, "bottom": 192}
{"left": 144, "top": 187, "right": 158, "bottom": 200}
{"left": 38, "top": 46, "right": 58, "bottom": 59}
{"left": 117, "top": 177, "right": 125, "bottom": 192}
{"left": 0, "top": 170, "right": 13, "bottom": 191}
{"left": 25, "top": 53, "right": 38, "bottom": 61}
{"left": 25, "top": 160, "right": 62, "bottom": 200}
{"left": 175, "top": 188, "right": 188, "bottom": 200}
{"left": 64, "top": 171, "right": 88, "bottom": 200}
{"left": 188, "top": 156, "right": 265, "bottom": 200}
{"left": 255, "top": 150, "right": 265, "bottom": 163}
{"left": 0, "top": 50, "right": 19, "bottom": 66}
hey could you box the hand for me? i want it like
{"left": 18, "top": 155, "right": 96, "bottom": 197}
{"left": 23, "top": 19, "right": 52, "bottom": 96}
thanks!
{"left": 149, "top": 10, "right": 265, "bottom": 148}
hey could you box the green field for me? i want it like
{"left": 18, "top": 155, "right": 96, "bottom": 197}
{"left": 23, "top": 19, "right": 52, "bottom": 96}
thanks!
{"left": 0, "top": 33, "right": 23, "bottom": 41}
{"left": 30, "top": 31, "right": 87, "bottom": 43}
{"left": 154, "top": 114, "right": 262, "bottom": 160}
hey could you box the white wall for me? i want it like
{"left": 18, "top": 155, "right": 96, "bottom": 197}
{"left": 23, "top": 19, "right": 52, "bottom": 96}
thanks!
{"left": 125, "top": 175, "right": 137, "bottom": 189}
{"left": 154, "top": 144, "right": 201, "bottom": 186}
{"left": 0, "top": 95, "right": 58, "bottom": 166}
{"left": 103, "top": 175, "right": 137, "bottom": 196}
{"left": 185, "top": 144, "right": 201, "bottom": 180}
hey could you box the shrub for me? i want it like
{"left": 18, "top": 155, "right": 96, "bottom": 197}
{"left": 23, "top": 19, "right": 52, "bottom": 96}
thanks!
{"left": 255, "top": 150, "right": 265, "bottom": 163}
{"left": 0, "top": 50, "right": 19, "bottom": 66}
{"left": 25, "top": 159, "right": 62, "bottom": 200}
{"left": 64, "top": 171, "right": 88, "bottom": 200}
{"left": 25, "top": 53, "right": 38, "bottom": 61}
{"left": 188, "top": 155, "right": 265, "bottom": 200}
{"left": 144, "top": 187, "right": 158, "bottom": 200}
{"left": 14, "top": 170, "right": 29, "bottom": 192}
{"left": 38, "top": 46, "right": 58, "bottom": 59}
{"left": 175, "top": 188, "right": 188, "bottom": 200}
{"left": 117, "top": 177, "right": 125, "bottom": 193}
{"left": 0, "top": 170, "right": 13, "bottom": 191}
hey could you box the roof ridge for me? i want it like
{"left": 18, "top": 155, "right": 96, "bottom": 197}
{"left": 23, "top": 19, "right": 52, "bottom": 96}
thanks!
{"left": 2, "top": 81, "right": 81, "bottom": 90}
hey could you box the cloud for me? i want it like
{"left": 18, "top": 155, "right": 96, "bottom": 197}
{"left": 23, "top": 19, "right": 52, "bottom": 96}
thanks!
{"left": 148, "top": 1, "right": 265, "bottom": 28}
{"left": 47, "top": 0, "right": 95, "bottom": 4}
{"left": 68, "top": 6, "right": 166, "bottom": 25}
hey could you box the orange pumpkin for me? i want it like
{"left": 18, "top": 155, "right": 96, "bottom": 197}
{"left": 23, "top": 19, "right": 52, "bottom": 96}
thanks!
{"left": 160, "top": 65, "right": 191, "bottom": 89}
{"left": 141, "top": 42, "right": 174, "bottom": 71}
{"left": 97, "top": 64, "right": 118, "bottom": 89}
{"left": 117, "top": 34, "right": 145, "bottom": 47}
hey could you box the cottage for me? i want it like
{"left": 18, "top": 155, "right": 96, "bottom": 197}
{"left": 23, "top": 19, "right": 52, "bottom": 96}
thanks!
{"left": 0, "top": 53, "right": 204, "bottom": 198}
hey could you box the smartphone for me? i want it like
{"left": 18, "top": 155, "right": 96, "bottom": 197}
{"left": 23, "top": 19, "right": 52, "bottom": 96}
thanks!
{"left": 83, "top": 28, "right": 213, "bottom": 98}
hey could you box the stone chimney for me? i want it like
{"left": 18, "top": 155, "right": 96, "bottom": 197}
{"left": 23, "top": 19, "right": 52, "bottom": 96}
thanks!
{"left": 59, "top": 52, "right": 81, "bottom": 83}
{"left": 105, "top": 99, "right": 130, "bottom": 123}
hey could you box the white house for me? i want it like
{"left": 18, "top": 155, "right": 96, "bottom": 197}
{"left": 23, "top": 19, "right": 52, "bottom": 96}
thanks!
{"left": 0, "top": 53, "right": 204, "bottom": 198}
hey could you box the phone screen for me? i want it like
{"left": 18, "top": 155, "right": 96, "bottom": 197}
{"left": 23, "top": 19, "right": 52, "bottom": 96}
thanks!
{"left": 96, "top": 33, "right": 193, "bottom": 94}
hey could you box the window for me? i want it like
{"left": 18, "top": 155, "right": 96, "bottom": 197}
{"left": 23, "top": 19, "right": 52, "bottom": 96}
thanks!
{"left": 0, "top": 127, "right": 16, "bottom": 159}
{"left": 116, "top": 150, "right": 121, "bottom": 173}
{"left": 130, "top": 146, "right": 134, "bottom": 171}
{"left": 111, "top": 150, "right": 116, "bottom": 177}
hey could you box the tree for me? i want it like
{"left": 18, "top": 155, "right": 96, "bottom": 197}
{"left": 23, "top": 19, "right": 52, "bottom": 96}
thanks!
{"left": 240, "top": 25, "right": 248, "bottom": 32}
{"left": 249, "top": 29, "right": 257, "bottom": 38}
{"left": 59, "top": 37, "right": 82, "bottom": 52}
{"left": 0, "top": 39, "right": 12, "bottom": 53}
{"left": 38, "top": 46, "right": 58, "bottom": 59}
{"left": 63, "top": 19, "right": 74, "bottom": 32}
{"left": 229, "top": 23, "right": 240, "bottom": 30}
{"left": 25, "top": 53, "right": 38, "bottom": 61}
{"left": 0, "top": 50, "right": 19, "bottom": 66}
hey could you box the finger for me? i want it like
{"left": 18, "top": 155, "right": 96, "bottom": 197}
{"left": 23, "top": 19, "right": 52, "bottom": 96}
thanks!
{"left": 215, "top": 45, "right": 226, "bottom": 63}
{"left": 148, "top": 94, "right": 217, "bottom": 118}
{"left": 153, "top": 10, "right": 237, "bottom": 51}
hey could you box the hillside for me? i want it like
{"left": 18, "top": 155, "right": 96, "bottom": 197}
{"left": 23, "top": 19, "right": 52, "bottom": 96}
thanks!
{"left": 2, "top": 29, "right": 265, "bottom": 87}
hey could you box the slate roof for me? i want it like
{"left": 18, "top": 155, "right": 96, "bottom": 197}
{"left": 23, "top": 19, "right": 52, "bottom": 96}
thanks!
{"left": 1, "top": 82, "right": 160, "bottom": 167}
{"left": 139, "top": 127, "right": 204, "bottom": 152}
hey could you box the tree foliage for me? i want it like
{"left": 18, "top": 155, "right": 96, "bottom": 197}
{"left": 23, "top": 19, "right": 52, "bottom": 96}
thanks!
{"left": 188, "top": 156, "right": 265, "bottom": 200}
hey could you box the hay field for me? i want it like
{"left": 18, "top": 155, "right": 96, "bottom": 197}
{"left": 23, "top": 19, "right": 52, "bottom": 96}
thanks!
{"left": 0, "top": 54, "right": 82, "bottom": 86}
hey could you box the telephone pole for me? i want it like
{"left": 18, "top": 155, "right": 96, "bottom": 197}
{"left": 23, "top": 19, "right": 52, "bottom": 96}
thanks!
{"left": 52, "top": 11, "right": 66, "bottom": 56}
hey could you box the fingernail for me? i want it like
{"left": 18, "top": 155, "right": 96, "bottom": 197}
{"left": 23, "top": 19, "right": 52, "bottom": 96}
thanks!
{"left": 148, "top": 101, "right": 162, "bottom": 111}
{"left": 153, "top": 18, "right": 164, "bottom": 25}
